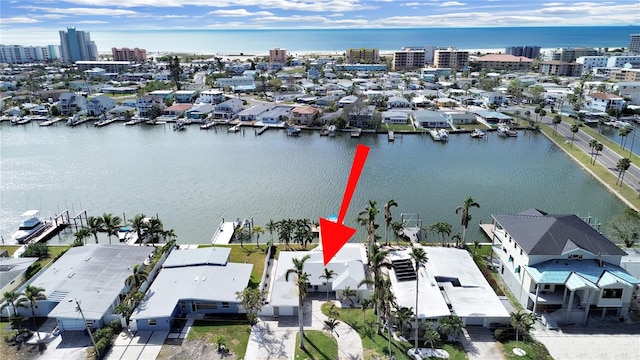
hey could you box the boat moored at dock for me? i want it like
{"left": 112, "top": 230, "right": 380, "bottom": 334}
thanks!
{"left": 470, "top": 128, "right": 485, "bottom": 138}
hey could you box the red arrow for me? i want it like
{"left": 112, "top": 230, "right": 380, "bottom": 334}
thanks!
{"left": 320, "top": 144, "right": 370, "bottom": 265}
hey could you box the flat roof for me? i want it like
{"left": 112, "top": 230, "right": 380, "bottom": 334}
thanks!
{"left": 131, "top": 261, "right": 253, "bottom": 319}
{"left": 33, "top": 245, "right": 152, "bottom": 321}
{"left": 163, "top": 246, "right": 230, "bottom": 268}
{"left": 526, "top": 259, "right": 639, "bottom": 285}
{"left": 0, "top": 257, "right": 38, "bottom": 290}
{"left": 390, "top": 246, "right": 510, "bottom": 320}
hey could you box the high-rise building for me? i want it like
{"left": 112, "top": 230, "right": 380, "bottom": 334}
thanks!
{"left": 392, "top": 48, "right": 426, "bottom": 70}
{"left": 630, "top": 34, "right": 640, "bottom": 53}
{"left": 346, "top": 48, "right": 379, "bottom": 64}
{"left": 0, "top": 45, "right": 59, "bottom": 63}
{"left": 269, "top": 48, "right": 287, "bottom": 64}
{"left": 59, "top": 27, "right": 98, "bottom": 63}
{"left": 505, "top": 46, "right": 541, "bottom": 59}
{"left": 112, "top": 47, "right": 147, "bottom": 62}
{"left": 546, "top": 47, "right": 598, "bottom": 63}
{"left": 433, "top": 48, "right": 469, "bottom": 70}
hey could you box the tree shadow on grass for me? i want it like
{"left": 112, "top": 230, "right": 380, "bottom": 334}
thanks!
{"left": 300, "top": 334, "right": 332, "bottom": 360}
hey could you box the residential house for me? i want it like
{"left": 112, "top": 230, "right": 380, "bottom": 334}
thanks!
{"left": 174, "top": 90, "right": 199, "bottom": 103}
{"left": 238, "top": 104, "right": 272, "bottom": 122}
{"left": 307, "top": 67, "right": 321, "bottom": 80}
{"left": 58, "top": 92, "right": 87, "bottom": 115}
{"left": 130, "top": 247, "right": 252, "bottom": 331}
{"left": 412, "top": 110, "right": 448, "bottom": 128}
{"left": 381, "top": 111, "right": 409, "bottom": 124}
{"left": 0, "top": 257, "right": 38, "bottom": 295}
{"left": 197, "top": 89, "right": 226, "bottom": 104}
{"left": 443, "top": 111, "right": 477, "bottom": 125}
{"left": 487, "top": 209, "right": 639, "bottom": 325}
{"left": 338, "top": 95, "right": 358, "bottom": 107}
{"left": 269, "top": 244, "right": 368, "bottom": 316}
{"left": 86, "top": 94, "right": 115, "bottom": 116}
{"left": 185, "top": 103, "right": 215, "bottom": 121}
{"left": 347, "top": 105, "right": 376, "bottom": 128}
{"left": 291, "top": 106, "right": 320, "bottom": 126}
{"left": 474, "top": 110, "right": 512, "bottom": 125}
{"left": 136, "top": 95, "right": 164, "bottom": 118}
{"left": 163, "top": 103, "right": 192, "bottom": 117}
{"left": 387, "top": 96, "right": 412, "bottom": 109}
{"left": 435, "top": 98, "right": 458, "bottom": 108}
{"left": 481, "top": 92, "right": 507, "bottom": 107}
{"left": 12, "top": 245, "right": 153, "bottom": 332}
{"left": 586, "top": 93, "right": 625, "bottom": 112}
{"left": 148, "top": 90, "right": 174, "bottom": 102}
{"left": 316, "top": 94, "right": 339, "bottom": 107}
{"left": 257, "top": 106, "right": 294, "bottom": 125}
{"left": 213, "top": 98, "right": 244, "bottom": 120}
{"left": 216, "top": 76, "right": 255, "bottom": 92}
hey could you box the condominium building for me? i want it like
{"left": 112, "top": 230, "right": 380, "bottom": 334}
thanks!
{"left": 545, "top": 47, "right": 599, "bottom": 63}
{"left": 269, "top": 48, "right": 287, "bottom": 64}
{"left": 59, "top": 27, "right": 98, "bottom": 63}
{"left": 346, "top": 48, "right": 379, "bottom": 64}
{"left": 610, "top": 69, "right": 640, "bottom": 82}
{"left": 433, "top": 47, "right": 469, "bottom": 70}
{"left": 111, "top": 47, "right": 147, "bottom": 62}
{"left": 630, "top": 34, "right": 640, "bottom": 53}
{"left": 475, "top": 54, "right": 533, "bottom": 71}
{"left": 539, "top": 61, "right": 581, "bottom": 77}
{"left": 0, "top": 45, "right": 59, "bottom": 63}
{"left": 505, "top": 46, "right": 541, "bottom": 59}
{"left": 392, "top": 48, "right": 426, "bottom": 70}
{"left": 575, "top": 56, "right": 609, "bottom": 75}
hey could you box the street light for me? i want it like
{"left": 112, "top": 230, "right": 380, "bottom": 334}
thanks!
{"left": 70, "top": 298, "right": 100, "bottom": 358}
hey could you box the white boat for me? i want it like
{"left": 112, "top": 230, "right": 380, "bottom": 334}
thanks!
{"left": 498, "top": 125, "right": 517, "bottom": 137}
{"left": 438, "top": 129, "right": 449, "bottom": 141}
{"left": 287, "top": 126, "right": 301, "bottom": 136}
{"left": 11, "top": 210, "right": 46, "bottom": 244}
{"left": 118, "top": 226, "right": 133, "bottom": 242}
{"left": 470, "top": 129, "right": 485, "bottom": 138}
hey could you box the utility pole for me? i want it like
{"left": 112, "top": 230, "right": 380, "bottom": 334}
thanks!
{"left": 73, "top": 299, "right": 100, "bottom": 358}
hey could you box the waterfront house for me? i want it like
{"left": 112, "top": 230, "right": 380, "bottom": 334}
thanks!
{"left": 185, "top": 103, "right": 215, "bottom": 121}
{"left": 269, "top": 244, "right": 368, "bottom": 316}
{"left": 213, "top": 98, "right": 243, "bottom": 120}
{"left": 481, "top": 92, "right": 507, "bottom": 107}
{"left": 291, "top": 106, "right": 320, "bottom": 126}
{"left": 586, "top": 92, "right": 625, "bottom": 113}
{"left": 163, "top": 103, "right": 193, "bottom": 117}
{"left": 130, "top": 247, "right": 252, "bottom": 332}
{"left": 473, "top": 110, "right": 512, "bottom": 125}
{"left": 136, "top": 95, "right": 164, "bottom": 118}
{"left": 257, "top": 105, "right": 294, "bottom": 125}
{"left": 381, "top": 111, "right": 409, "bottom": 124}
{"left": 387, "top": 96, "right": 412, "bottom": 109}
{"left": 443, "top": 111, "right": 477, "bottom": 125}
{"left": 58, "top": 92, "right": 87, "bottom": 115}
{"left": 0, "top": 257, "right": 38, "bottom": 295}
{"left": 86, "top": 94, "right": 115, "bottom": 116}
{"left": 238, "top": 104, "right": 272, "bottom": 122}
{"left": 412, "top": 110, "right": 448, "bottom": 128}
{"left": 389, "top": 246, "right": 510, "bottom": 327}
{"left": 148, "top": 90, "right": 174, "bottom": 101}
{"left": 486, "top": 209, "right": 640, "bottom": 326}
{"left": 347, "top": 105, "right": 376, "bottom": 128}
{"left": 12, "top": 245, "right": 153, "bottom": 332}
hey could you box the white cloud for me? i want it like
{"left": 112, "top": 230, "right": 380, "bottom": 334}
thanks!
{"left": 74, "top": 20, "right": 109, "bottom": 24}
{"left": 440, "top": 1, "right": 467, "bottom": 6}
{"left": 35, "top": 14, "right": 68, "bottom": 19}
{"left": 21, "top": 6, "right": 138, "bottom": 16}
{"left": 0, "top": 17, "right": 41, "bottom": 24}
{"left": 206, "top": 9, "right": 274, "bottom": 17}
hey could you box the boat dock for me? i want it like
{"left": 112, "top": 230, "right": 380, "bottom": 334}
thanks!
{"left": 210, "top": 219, "right": 240, "bottom": 245}
{"left": 95, "top": 118, "right": 118, "bottom": 127}
{"left": 17, "top": 211, "right": 71, "bottom": 249}
{"left": 200, "top": 121, "right": 217, "bottom": 130}
{"left": 125, "top": 118, "right": 144, "bottom": 126}
{"left": 400, "top": 213, "right": 423, "bottom": 242}
{"left": 67, "top": 117, "right": 90, "bottom": 127}
{"left": 228, "top": 124, "right": 241, "bottom": 133}
{"left": 388, "top": 130, "right": 395, "bottom": 142}
{"left": 479, "top": 223, "right": 496, "bottom": 239}
{"left": 39, "top": 117, "right": 63, "bottom": 127}
{"left": 256, "top": 125, "right": 269, "bottom": 135}
{"left": 350, "top": 128, "right": 362, "bottom": 138}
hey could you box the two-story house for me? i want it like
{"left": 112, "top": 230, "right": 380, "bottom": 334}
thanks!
{"left": 58, "top": 92, "right": 87, "bottom": 115}
{"left": 136, "top": 95, "right": 164, "bottom": 118}
{"left": 86, "top": 95, "right": 115, "bottom": 116}
{"left": 586, "top": 92, "right": 625, "bottom": 113}
{"left": 213, "top": 98, "right": 243, "bottom": 120}
{"left": 291, "top": 106, "right": 320, "bottom": 126}
{"left": 347, "top": 105, "right": 376, "bottom": 128}
{"left": 487, "top": 209, "right": 639, "bottom": 326}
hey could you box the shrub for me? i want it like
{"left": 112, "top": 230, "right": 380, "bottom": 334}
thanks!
{"left": 95, "top": 337, "right": 111, "bottom": 359}
{"left": 108, "top": 319, "right": 122, "bottom": 333}
{"left": 22, "top": 243, "right": 49, "bottom": 259}
{"left": 25, "top": 263, "right": 42, "bottom": 279}
{"left": 93, "top": 327, "right": 113, "bottom": 342}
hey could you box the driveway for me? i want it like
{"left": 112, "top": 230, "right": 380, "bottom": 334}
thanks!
{"left": 460, "top": 327, "right": 503, "bottom": 360}
{"left": 106, "top": 330, "right": 168, "bottom": 360}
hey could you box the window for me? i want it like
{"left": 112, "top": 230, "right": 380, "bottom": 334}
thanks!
{"left": 180, "top": 302, "right": 186, "bottom": 309}
{"left": 195, "top": 302, "right": 217, "bottom": 310}
{"left": 602, "top": 288, "right": 623, "bottom": 299}
{"left": 148, "top": 319, "right": 157, "bottom": 326}
{"left": 221, "top": 302, "right": 230, "bottom": 309}
{"left": 544, "top": 284, "right": 551, "bottom": 290}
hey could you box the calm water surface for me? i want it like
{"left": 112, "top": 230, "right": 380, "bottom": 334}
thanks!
{"left": 0, "top": 123, "right": 626, "bottom": 245}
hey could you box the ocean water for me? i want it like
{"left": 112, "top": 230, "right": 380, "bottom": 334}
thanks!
{"left": 3, "top": 26, "right": 638, "bottom": 54}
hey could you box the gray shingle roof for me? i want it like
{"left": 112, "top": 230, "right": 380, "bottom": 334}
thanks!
{"left": 163, "top": 247, "right": 230, "bottom": 268}
{"left": 493, "top": 210, "right": 626, "bottom": 256}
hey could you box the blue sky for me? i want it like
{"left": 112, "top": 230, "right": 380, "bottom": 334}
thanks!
{"left": 1, "top": 0, "right": 639, "bottom": 32}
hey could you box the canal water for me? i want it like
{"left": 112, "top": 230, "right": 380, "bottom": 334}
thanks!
{"left": 0, "top": 122, "right": 626, "bottom": 245}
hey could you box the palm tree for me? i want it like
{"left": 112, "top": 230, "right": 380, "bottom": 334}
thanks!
{"left": 510, "top": 310, "right": 536, "bottom": 343}
{"left": 128, "top": 213, "right": 147, "bottom": 246}
{"left": 395, "top": 307, "right": 414, "bottom": 337}
{"left": 114, "top": 302, "right": 133, "bottom": 327}
{"left": 619, "top": 126, "right": 632, "bottom": 150}
{"left": 588, "top": 139, "right": 599, "bottom": 162}
{"left": 410, "top": 246, "right": 428, "bottom": 354}
{"left": 360, "top": 296, "right": 374, "bottom": 324}
{"left": 251, "top": 225, "right": 265, "bottom": 247}
{"left": 616, "top": 158, "right": 632, "bottom": 185}
{"left": 428, "top": 222, "right": 452, "bottom": 245}
{"left": 593, "top": 142, "right": 604, "bottom": 165}
{"left": 552, "top": 114, "right": 562, "bottom": 135}
{"left": 21, "top": 285, "right": 46, "bottom": 326}
{"left": 422, "top": 323, "right": 440, "bottom": 350}
{"left": 266, "top": 219, "right": 277, "bottom": 243}
{"left": 438, "top": 315, "right": 464, "bottom": 341}
{"left": 324, "top": 317, "right": 340, "bottom": 337}
{"left": 73, "top": 228, "right": 91, "bottom": 246}
{"left": 391, "top": 221, "right": 404, "bottom": 244}
{"left": 451, "top": 233, "right": 462, "bottom": 248}
{"left": 319, "top": 268, "right": 336, "bottom": 301}
{"left": 357, "top": 200, "right": 379, "bottom": 263}
{"left": 146, "top": 217, "right": 164, "bottom": 243}
{"left": 383, "top": 199, "right": 398, "bottom": 246}
{"left": 86, "top": 216, "right": 104, "bottom": 244}
{"left": 2, "top": 291, "right": 26, "bottom": 319}
{"left": 125, "top": 264, "right": 148, "bottom": 289}
{"left": 569, "top": 123, "right": 580, "bottom": 148}
{"left": 455, "top": 197, "right": 480, "bottom": 247}
{"left": 342, "top": 286, "right": 356, "bottom": 307}
{"left": 101, "top": 213, "right": 122, "bottom": 245}
{"left": 285, "top": 254, "right": 311, "bottom": 349}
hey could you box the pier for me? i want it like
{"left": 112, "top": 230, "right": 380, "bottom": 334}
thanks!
{"left": 200, "top": 121, "right": 217, "bottom": 130}
{"left": 210, "top": 219, "right": 241, "bottom": 245}
{"left": 400, "top": 213, "right": 422, "bottom": 242}
{"left": 228, "top": 124, "right": 241, "bottom": 133}
{"left": 388, "top": 130, "right": 395, "bottom": 142}
{"left": 39, "top": 117, "right": 63, "bottom": 127}
{"left": 94, "top": 118, "right": 119, "bottom": 127}
{"left": 350, "top": 128, "right": 362, "bottom": 138}
{"left": 256, "top": 125, "right": 269, "bottom": 135}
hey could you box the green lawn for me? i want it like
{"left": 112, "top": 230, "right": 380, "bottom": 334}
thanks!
{"left": 188, "top": 319, "right": 251, "bottom": 359}
{"left": 500, "top": 340, "right": 552, "bottom": 360}
{"left": 384, "top": 123, "right": 415, "bottom": 131}
{"left": 294, "top": 330, "right": 338, "bottom": 360}
{"left": 0, "top": 246, "right": 21, "bottom": 256}
{"left": 539, "top": 123, "right": 640, "bottom": 211}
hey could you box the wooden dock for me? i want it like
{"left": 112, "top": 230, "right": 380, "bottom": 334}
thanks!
{"left": 211, "top": 220, "right": 240, "bottom": 245}
{"left": 14, "top": 211, "right": 71, "bottom": 254}
{"left": 256, "top": 125, "right": 269, "bottom": 135}
{"left": 40, "top": 117, "right": 63, "bottom": 127}
{"left": 479, "top": 223, "right": 495, "bottom": 239}
{"left": 200, "top": 121, "right": 217, "bottom": 130}
{"left": 228, "top": 124, "right": 241, "bottom": 133}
